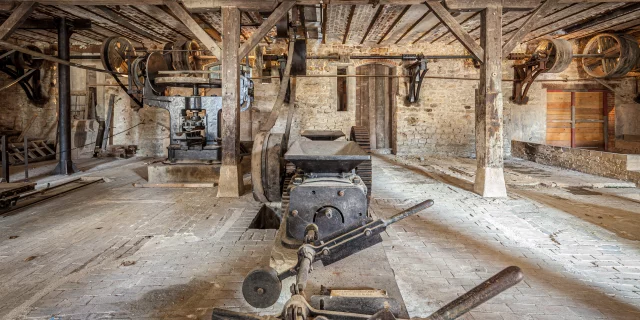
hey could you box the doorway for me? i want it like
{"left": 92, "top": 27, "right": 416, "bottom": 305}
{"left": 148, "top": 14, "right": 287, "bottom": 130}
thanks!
{"left": 355, "top": 64, "right": 396, "bottom": 152}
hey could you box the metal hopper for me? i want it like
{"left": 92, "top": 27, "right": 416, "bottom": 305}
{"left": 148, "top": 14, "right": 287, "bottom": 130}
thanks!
{"left": 284, "top": 141, "right": 370, "bottom": 173}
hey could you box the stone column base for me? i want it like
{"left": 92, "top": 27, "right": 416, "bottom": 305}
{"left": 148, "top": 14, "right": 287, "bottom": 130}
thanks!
{"left": 474, "top": 166, "right": 507, "bottom": 198}
{"left": 217, "top": 164, "right": 243, "bottom": 198}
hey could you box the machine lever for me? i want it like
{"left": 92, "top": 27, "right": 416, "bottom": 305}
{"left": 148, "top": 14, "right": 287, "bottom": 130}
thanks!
{"left": 423, "top": 266, "right": 524, "bottom": 320}
{"left": 217, "top": 266, "right": 524, "bottom": 320}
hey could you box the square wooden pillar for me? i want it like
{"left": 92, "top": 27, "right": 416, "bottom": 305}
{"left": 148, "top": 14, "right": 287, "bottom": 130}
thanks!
{"left": 217, "top": 7, "right": 243, "bottom": 198}
{"left": 474, "top": 5, "right": 507, "bottom": 198}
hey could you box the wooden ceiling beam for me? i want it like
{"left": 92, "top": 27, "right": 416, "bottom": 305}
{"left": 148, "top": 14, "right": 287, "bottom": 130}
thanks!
{"left": 377, "top": 5, "right": 408, "bottom": 44}
{"left": 164, "top": 0, "right": 222, "bottom": 58}
{"left": 192, "top": 13, "right": 223, "bottom": 42}
{"left": 502, "top": 0, "right": 558, "bottom": 57}
{"left": 430, "top": 11, "right": 479, "bottom": 43}
{"left": 0, "top": 1, "right": 35, "bottom": 40}
{"left": 238, "top": 1, "right": 295, "bottom": 61}
{"left": 394, "top": 9, "right": 429, "bottom": 44}
{"left": 360, "top": 5, "right": 384, "bottom": 44}
{"left": 425, "top": 0, "right": 484, "bottom": 62}
{"left": 321, "top": 3, "right": 327, "bottom": 44}
{"left": 444, "top": 0, "right": 540, "bottom": 10}
{"left": 137, "top": 5, "right": 194, "bottom": 39}
{"left": 93, "top": 5, "right": 169, "bottom": 42}
{"left": 342, "top": 5, "right": 355, "bottom": 44}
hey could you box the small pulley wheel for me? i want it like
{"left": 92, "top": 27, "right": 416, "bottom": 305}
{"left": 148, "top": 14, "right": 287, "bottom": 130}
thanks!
{"left": 163, "top": 42, "right": 175, "bottom": 71}
{"left": 242, "top": 266, "right": 282, "bottom": 308}
{"left": 182, "top": 40, "right": 201, "bottom": 71}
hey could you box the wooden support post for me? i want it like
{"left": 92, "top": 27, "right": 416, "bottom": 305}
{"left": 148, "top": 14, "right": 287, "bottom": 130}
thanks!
{"left": 474, "top": 4, "right": 506, "bottom": 198}
{"left": 218, "top": 6, "right": 243, "bottom": 198}
{"left": 0, "top": 1, "right": 36, "bottom": 41}
{"left": 164, "top": 0, "right": 222, "bottom": 59}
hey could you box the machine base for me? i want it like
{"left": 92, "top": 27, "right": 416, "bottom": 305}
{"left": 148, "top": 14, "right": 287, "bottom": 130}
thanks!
{"left": 148, "top": 163, "right": 221, "bottom": 184}
{"left": 269, "top": 216, "right": 409, "bottom": 318}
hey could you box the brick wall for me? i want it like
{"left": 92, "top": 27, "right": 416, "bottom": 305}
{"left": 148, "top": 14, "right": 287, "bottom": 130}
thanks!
{"left": 512, "top": 140, "right": 640, "bottom": 186}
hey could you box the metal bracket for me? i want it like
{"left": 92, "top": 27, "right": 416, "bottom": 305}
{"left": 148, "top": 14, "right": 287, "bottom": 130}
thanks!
{"left": 406, "top": 59, "right": 427, "bottom": 103}
{"left": 510, "top": 54, "right": 548, "bottom": 105}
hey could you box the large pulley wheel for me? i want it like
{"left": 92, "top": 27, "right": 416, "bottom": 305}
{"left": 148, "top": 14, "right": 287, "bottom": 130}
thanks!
{"left": 242, "top": 266, "right": 282, "bottom": 308}
{"left": 101, "top": 36, "right": 136, "bottom": 74}
{"left": 531, "top": 38, "right": 572, "bottom": 73}
{"left": 350, "top": 126, "right": 372, "bottom": 205}
{"left": 146, "top": 52, "right": 168, "bottom": 95}
{"left": 252, "top": 132, "right": 285, "bottom": 203}
{"left": 582, "top": 33, "right": 640, "bottom": 78}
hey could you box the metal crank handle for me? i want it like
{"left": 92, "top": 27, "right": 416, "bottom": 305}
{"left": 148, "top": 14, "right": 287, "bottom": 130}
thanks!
{"left": 422, "top": 266, "right": 524, "bottom": 320}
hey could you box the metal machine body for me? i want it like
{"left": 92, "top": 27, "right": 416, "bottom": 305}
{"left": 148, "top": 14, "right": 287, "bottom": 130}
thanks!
{"left": 282, "top": 140, "right": 371, "bottom": 247}
{"left": 101, "top": 37, "right": 254, "bottom": 163}
{"left": 143, "top": 80, "right": 223, "bottom": 162}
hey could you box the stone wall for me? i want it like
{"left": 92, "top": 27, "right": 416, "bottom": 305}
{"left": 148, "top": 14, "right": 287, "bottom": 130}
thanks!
{"left": 0, "top": 43, "right": 58, "bottom": 142}
{"left": 512, "top": 140, "right": 640, "bottom": 186}
{"left": 252, "top": 40, "right": 612, "bottom": 157}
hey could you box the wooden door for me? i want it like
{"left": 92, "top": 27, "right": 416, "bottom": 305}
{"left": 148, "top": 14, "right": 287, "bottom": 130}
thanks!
{"left": 546, "top": 91, "right": 606, "bottom": 149}
{"left": 546, "top": 91, "right": 572, "bottom": 147}
{"left": 355, "top": 64, "right": 392, "bottom": 150}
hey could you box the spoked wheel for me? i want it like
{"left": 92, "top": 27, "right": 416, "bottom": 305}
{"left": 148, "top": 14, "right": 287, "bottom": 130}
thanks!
{"left": 582, "top": 33, "right": 640, "bottom": 78}
{"left": 530, "top": 38, "right": 573, "bottom": 73}
{"left": 101, "top": 36, "right": 136, "bottom": 74}
{"left": 350, "top": 126, "right": 372, "bottom": 206}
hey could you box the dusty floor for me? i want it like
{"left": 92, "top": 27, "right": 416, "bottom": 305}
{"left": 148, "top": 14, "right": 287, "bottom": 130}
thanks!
{"left": 1, "top": 155, "right": 640, "bottom": 319}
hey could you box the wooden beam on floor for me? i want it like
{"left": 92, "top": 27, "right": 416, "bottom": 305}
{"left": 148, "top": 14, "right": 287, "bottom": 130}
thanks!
{"left": 217, "top": 6, "right": 242, "bottom": 198}
{"left": 238, "top": 1, "right": 295, "bottom": 62}
{"left": 425, "top": 0, "right": 484, "bottom": 62}
{"left": 0, "top": 1, "right": 36, "bottom": 41}
{"left": 342, "top": 5, "right": 355, "bottom": 44}
{"left": 475, "top": 4, "right": 507, "bottom": 198}
{"left": 164, "top": 0, "right": 222, "bottom": 58}
{"left": 502, "top": 0, "right": 558, "bottom": 57}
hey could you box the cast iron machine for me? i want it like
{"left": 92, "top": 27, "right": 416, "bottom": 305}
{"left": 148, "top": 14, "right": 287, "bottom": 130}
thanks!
{"left": 100, "top": 37, "right": 254, "bottom": 163}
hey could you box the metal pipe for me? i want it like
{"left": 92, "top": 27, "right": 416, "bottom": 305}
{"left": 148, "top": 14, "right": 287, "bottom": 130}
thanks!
{"left": 69, "top": 55, "right": 101, "bottom": 60}
{"left": 1, "top": 135, "right": 8, "bottom": 183}
{"left": 53, "top": 18, "right": 76, "bottom": 175}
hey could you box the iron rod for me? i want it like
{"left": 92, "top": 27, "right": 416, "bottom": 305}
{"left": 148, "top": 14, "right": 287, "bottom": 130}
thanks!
{"left": 23, "top": 136, "right": 28, "bottom": 181}
{"left": 1, "top": 135, "right": 8, "bottom": 183}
